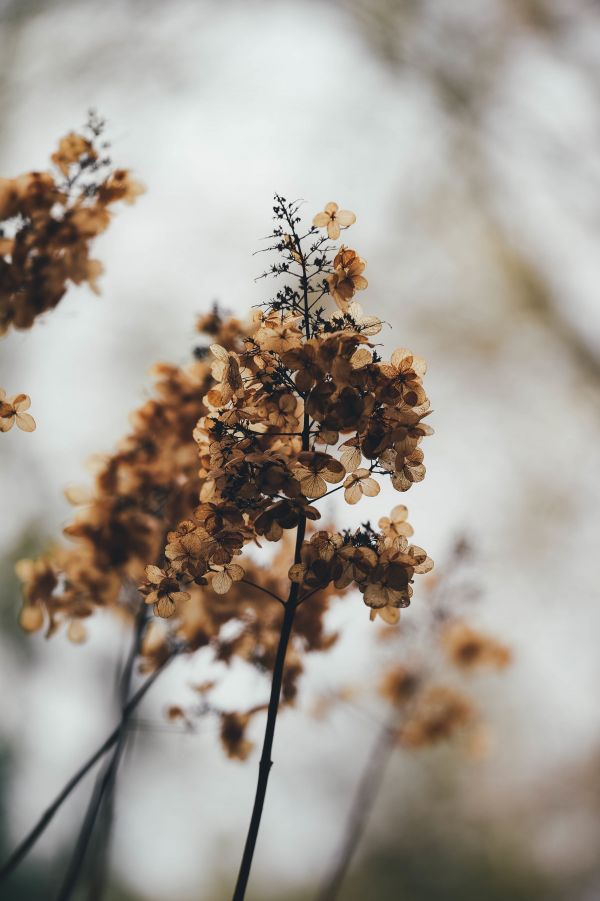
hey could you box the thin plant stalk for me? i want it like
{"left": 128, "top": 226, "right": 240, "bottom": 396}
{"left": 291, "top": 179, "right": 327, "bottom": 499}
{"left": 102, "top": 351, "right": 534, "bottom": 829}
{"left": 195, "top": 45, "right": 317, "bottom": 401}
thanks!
{"left": 231, "top": 201, "right": 312, "bottom": 901}
{"left": 54, "top": 604, "right": 148, "bottom": 900}
{"left": 0, "top": 647, "right": 175, "bottom": 884}
{"left": 316, "top": 715, "right": 399, "bottom": 901}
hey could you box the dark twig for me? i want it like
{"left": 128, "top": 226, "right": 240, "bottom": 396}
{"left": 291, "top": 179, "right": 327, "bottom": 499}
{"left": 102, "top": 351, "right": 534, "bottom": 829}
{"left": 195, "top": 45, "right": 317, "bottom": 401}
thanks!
{"left": 54, "top": 605, "right": 148, "bottom": 900}
{"left": 231, "top": 197, "right": 313, "bottom": 901}
{"left": 0, "top": 650, "right": 175, "bottom": 883}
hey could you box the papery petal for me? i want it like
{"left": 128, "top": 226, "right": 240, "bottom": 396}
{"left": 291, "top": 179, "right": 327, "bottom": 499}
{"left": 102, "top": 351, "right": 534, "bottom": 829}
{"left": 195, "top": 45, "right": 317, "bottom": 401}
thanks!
{"left": 301, "top": 474, "right": 327, "bottom": 499}
{"left": 145, "top": 565, "right": 165, "bottom": 584}
{"left": 336, "top": 210, "right": 356, "bottom": 227}
{"left": 226, "top": 564, "right": 244, "bottom": 582}
{"left": 344, "top": 480, "right": 363, "bottom": 505}
{"left": 12, "top": 394, "right": 30, "bottom": 411}
{"left": 212, "top": 570, "right": 233, "bottom": 594}
{"left": 155, "top": 596, "right": 176, "bottom": 618}
{"left": 16, "top": 412, "right": 36, "bottom": 432}
{"left": 20, "top": 604, "right": 44, "bottom": 633}
{"left": 361, "top": 478, "right": 380, "bottom": 497}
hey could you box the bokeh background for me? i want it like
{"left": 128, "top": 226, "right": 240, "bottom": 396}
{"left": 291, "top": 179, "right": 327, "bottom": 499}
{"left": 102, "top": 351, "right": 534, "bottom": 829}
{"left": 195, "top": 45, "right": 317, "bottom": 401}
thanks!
{"left": 1, "top": 0, "right": 600, "bottom": 898}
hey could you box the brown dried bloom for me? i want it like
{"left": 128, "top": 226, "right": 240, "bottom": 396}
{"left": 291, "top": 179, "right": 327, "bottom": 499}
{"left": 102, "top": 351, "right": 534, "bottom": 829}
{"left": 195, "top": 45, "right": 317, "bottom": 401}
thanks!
{"left": 0, "top": 390, "right": 35, "bottom": 432}
{"left": 0, "top": 112, "right": 143, "bottom": 336}
{"left": 326, "top": 247, "right": 368, "bottom": 311}
{"left": 312, "top": 202, "right": 356, "bottom": 240}
{"left": 442, "top": 621, "right": 512, "bottom": 671}
{"left": 140, "top": 565, "right": 191, "bottom": 619}
{"left": 17, "top": 193, "right": 434, "bottom": 796}
{"left": 398, "top": 685, "right": 475, "bottom": 748}
{"left": 379, "top": 665, "right": 421, "bottom": 707}
{"left": 220, "top": 712, "right": 254, "bottom": 761}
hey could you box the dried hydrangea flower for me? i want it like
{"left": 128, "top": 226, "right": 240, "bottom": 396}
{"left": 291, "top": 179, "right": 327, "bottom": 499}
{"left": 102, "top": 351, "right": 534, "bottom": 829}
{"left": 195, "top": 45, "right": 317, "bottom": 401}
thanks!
{"left": 0, "top": 390, "right": 35, "bottom": 432}
{"left": 1, "top": 114, "right": 143, "bottom": 336}
{"left": 312, "top": 201, "right": 356, "bottom": 240}
{"left": 343, "top": 469, "right": 380, "bottom": 504}
{"left": 442, "top": 621, "right": 512, "bottom": 671}
{"left": 326, "top": 247, "right": 368, "bottom": 311}
{"left": 140, "top": 565, "right": 191, "bottom": 618}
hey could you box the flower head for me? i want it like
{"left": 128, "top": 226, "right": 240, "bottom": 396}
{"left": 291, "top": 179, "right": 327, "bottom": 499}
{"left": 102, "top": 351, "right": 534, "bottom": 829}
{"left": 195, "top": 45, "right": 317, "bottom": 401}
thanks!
{"left": 312, "top": 202, "right": 356, "bottom": 240}
{"left": 0, "top": 390, "right": 35, "bottom": 432}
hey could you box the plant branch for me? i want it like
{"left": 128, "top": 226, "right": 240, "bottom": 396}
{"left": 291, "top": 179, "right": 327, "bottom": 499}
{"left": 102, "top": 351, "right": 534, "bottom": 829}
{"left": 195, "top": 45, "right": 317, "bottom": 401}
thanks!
{"left": 0, "top": 649, "right": 175, "bottom": 883}
{"left": 316, "top": 714, "right": 399, "bottom": 901}
{"left": 231, "top": 201, "right": 312, "bottom": 900}
{"left": 54, "top": 604, "right": 149, "bottom": 900}
{"left": 240, "top": 578, "right": 286, "bottom": 607}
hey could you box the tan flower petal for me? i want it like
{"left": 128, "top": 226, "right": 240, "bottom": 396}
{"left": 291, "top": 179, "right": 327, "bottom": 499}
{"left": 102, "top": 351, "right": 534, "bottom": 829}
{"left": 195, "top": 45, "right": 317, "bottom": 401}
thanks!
{"left": 301, "top": 474, "right": 327, "bottom": 499}
{"left": 327, "top": 220, "right": 341, "bottom": 240}
{"left": 20, "top": 604, "right": 44, "bottom": 633}
{"left": 335, "top": 209, "right": 356, "bottom": 227}
{"left": 344, "top": 478, "right": 363, "bottom": 505}
{"left": 67, "top": 620, "right": 87, "bottom": 644}
{"left": 16, "top": 412, "right": 36, "bottom": 432}
{"left": 145, "top": 565, "right": 165, "bottom": 584}
{"left": 212, "top": 570, "right": 233, "bottom": 594}
{"left": 226, "top": 564, "right": 244, "bottom": 582}
{"left": 155, "top": 595, "right": 176, "bottom": 618}
{"left": 361, "top": 477, "right": 380, "bottom": 498}
{"left": 380, "top": 606, "right": 401, "bottom": 625}
{"left": 12, "top": 394, "right": 30, "bottom": 412}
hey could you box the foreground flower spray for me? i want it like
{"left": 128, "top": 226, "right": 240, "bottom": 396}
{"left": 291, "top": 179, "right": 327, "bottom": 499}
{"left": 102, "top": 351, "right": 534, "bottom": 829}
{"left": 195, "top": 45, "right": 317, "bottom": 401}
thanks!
{"left": 141, "top": 195, "right": 434, "bottom": 899}
{"left": 4, "top": 189, "right": 437, "bottom": 900}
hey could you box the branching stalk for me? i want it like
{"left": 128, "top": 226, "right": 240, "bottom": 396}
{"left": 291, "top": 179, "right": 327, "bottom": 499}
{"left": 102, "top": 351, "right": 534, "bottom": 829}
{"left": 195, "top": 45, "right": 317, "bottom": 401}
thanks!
{"left": 316, "top": 715, "right": 399, "bottom": 901}
{"left": 0, "top": 648, "right": 175, "bottom": 884}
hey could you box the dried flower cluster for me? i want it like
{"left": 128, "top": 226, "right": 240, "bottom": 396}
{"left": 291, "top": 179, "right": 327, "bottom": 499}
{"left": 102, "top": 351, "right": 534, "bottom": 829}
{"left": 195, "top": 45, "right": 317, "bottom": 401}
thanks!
{"left": 17, "top": 197, "right": 434, "bottom": 770}
{"left": 0, "top": 111, "right": 143, "bottom": 336}
{"left": 135, "top": 196, "right": 433, "bottom": 633}
{"left": 378, "top": 543, "right": 512, "bottom": 751}
{"left": 12, "top": 195, "right": 438, "bottom": 901}
{"left": 16, "top": 310, "right": 339, "bottom": 704}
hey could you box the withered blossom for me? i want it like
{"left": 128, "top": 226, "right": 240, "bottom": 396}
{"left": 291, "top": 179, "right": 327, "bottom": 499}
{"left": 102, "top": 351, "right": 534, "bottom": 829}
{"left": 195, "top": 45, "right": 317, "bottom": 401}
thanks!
{"left": 312, "top": 201, "right": 356, "bottom": 240}
{"left": 0, "top": 390, "right": 35, "bottom": 432}
{"left": 0, "top": 114, "right": 143, "bottom": 336}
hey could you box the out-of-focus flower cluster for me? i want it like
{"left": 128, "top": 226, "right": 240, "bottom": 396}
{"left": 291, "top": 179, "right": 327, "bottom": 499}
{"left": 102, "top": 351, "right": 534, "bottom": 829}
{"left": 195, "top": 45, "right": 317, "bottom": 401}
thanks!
{"left": 0, "top": 112, "right": 143, "bottom": 336}
{"left": 312, "top": 540, "right": 510, "bottom": 757}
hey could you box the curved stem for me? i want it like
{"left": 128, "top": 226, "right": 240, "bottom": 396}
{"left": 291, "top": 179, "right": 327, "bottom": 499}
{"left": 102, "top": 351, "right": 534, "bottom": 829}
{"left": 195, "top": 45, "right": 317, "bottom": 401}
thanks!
{"left": 0, "top": 649, "right": 175, "bottom": 884}
{"left": 240, "top": 578, "right": 286, "bottom": 607}
{"left": 54, "top": 605, "right": 148, "bottom": 900}
{"left": 316, "top": 716, "right": 399, "bottom": 901}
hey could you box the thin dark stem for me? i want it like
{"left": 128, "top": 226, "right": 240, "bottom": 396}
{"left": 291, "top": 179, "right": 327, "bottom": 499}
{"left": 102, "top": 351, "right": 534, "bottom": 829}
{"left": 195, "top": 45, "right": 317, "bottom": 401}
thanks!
{"left": 316, "top": 715, "right": 399, "bottom": 901}
{"left": 54, "top": 605, "right": 148, "bottom": 900}
{"left": 231, "top": 521, "right": 306, "bottom": 901}
{"left": 0, "top": 652, "right": 174, "bottom": 883}
{"left": 231, "top": 201, "right": 312, "bottom": 900}
{"left": 240, "top": 578, "right": 286, "bottom": 607}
